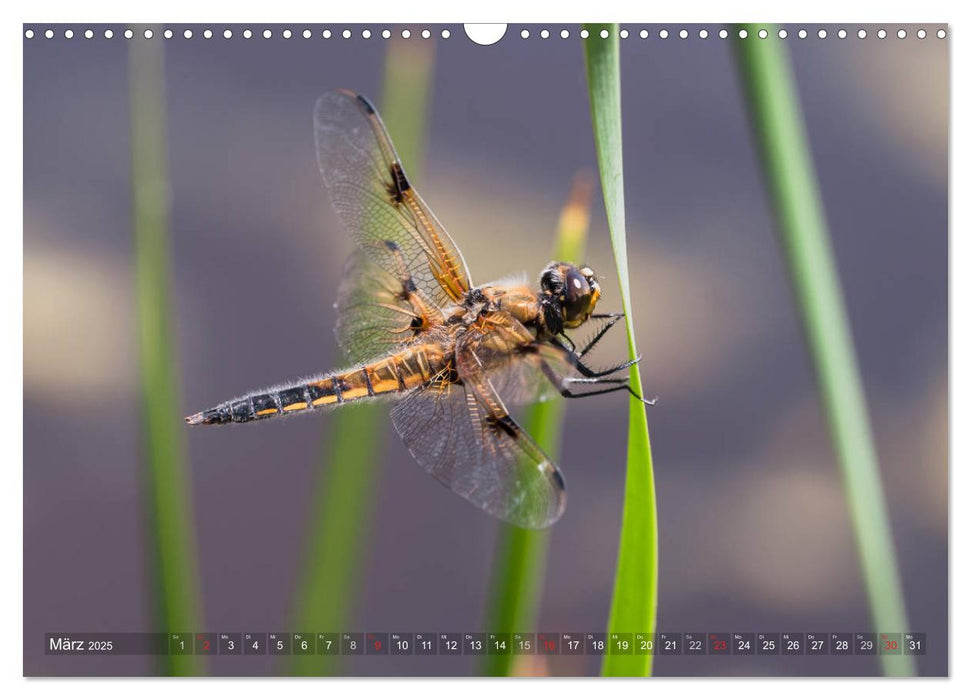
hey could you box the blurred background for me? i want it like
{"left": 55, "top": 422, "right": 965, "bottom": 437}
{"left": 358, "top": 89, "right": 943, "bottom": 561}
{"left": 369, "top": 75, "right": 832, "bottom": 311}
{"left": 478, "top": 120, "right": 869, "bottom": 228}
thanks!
{"left": 24, "top": 24, "right": 947, "bottom": 676}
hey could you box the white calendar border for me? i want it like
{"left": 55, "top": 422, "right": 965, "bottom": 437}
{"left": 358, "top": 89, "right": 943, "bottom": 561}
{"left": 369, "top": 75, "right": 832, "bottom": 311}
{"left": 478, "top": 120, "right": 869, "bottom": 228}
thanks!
{"left": 3, "top": 0, "right": 966, "bottom": 696}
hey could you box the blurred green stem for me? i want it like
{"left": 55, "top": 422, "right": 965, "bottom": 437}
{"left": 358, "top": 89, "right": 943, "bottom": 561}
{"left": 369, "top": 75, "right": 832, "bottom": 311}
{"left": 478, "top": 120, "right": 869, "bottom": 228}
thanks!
{"left": 290, "top": 37, "right": 435, "bottom": 676}
{"left": 129, "top": 31, "right": 203, "bottom": 675}
{"left": 734, "top": 24, "right": 914, "bottom": 676}
{"left": 482, "top": 175, "right": 593, "bottom": 677}
{"left": 583, "top": 23, "right": 658, "bottom": 678}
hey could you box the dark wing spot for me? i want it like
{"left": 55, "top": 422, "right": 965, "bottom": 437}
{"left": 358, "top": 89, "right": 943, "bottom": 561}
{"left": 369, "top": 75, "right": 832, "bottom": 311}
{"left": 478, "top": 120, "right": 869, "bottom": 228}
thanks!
{"left": 397, "top": 277, "right": 419, "bottom": 301}
{"left": 384, "top": 240, "right": 400, "bottom": 252}
{"left": 355, "top": 94, "right": 376, "bottom": 115}
{"left": 385, "top": 179, "right": 401, "bottom": 204}
{"left": 387, "top": 162, "right": 410, "bottom": 205}
{"left": 390, "top": 161, "right": 411, "bottom": 193}
{"left": 550, "top": 467, "right": 566, "bottom": 491}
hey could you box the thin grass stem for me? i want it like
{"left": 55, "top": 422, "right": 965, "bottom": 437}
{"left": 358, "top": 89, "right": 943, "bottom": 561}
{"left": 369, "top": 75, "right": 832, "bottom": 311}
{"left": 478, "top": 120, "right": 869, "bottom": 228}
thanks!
{"left": 734, "top": 24, "right": 914, "bottom": 676}
{"left": 129, "top": 30, "right": 203, "bottom": 676}
{"left": 482, "top": 174, "right": 593, "bottom": 677}
{"left": 583, "top": 23, "right": 658, "bottom": 678}
{"left": 289, "top": 37, "right": 436, "bottom": 675}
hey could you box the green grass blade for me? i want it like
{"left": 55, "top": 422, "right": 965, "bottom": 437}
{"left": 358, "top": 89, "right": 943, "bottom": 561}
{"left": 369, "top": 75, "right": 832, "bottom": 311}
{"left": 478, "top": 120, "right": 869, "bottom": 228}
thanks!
{"left": 129, "top": 31, "right": 203, "bottom": 676}
{"left": 734, "top": 25, "right": 914, "bottom": 677}
{"left": 289, "top": 407, "right": 383, "bottom": 677}
{"left": 583, "top": 23, "right": 658, "bottom": 678}
{"left": 482, "top": 175, "right": 594, "bottom": 677}
{"left": 381, "top": 38, "right": 435, "bottom": 171}
{"left": 289, "top": 36, "right": 435, "bottom": 676}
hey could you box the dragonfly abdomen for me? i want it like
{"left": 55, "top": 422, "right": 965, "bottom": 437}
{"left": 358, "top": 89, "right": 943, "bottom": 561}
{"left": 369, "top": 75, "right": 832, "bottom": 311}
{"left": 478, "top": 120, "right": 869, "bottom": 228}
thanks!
{"left": 185, "top": 352, "right": 435, "bottom": 426}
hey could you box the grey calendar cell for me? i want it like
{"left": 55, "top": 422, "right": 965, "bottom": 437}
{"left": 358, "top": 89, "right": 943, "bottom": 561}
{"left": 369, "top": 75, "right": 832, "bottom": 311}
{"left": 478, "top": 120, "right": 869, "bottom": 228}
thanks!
{"left": 684, "top": 632, "right": 706, "bottom": 655}
{"left": 390, "top": 633, "right": 414, "bottom": 655}
{"left": 732, "top": 633, "right": 755, "bottom": 655}
{"left": 366, "top": 632, "right": 389, "bottom": 655}
{"left": 218, "top": 633, "right": 241, "bottom": 656}
{"left": 879, "top": 633, "right": 902, "bottom": 655}
{"left": 463, "top": 633, "right": 486, "bottom": 655}
{"left": 487, "top": 633, "right": 511, "bottom": 655}
{"left": 243, "top": 633, "right": 267, "bottom": 656}
{"left": 634, "top": 633, "right": 655, "bottom": 655}
{"left": 438, "top": 633, "right": 461, "bottom": 656}
{"left": 316, "top": 633, "right": 340, "bottom": 655}
{"left": 830, "top": 633, "right": 853, "bottom": 656}
{"left": 341, "top": 633, "right": 364, "bottom": 656}
{"left": 169, "top": 633, "right": 192, "bottom": 656}
{"left": 782, "top": 633, "right": 805, "bottom": 655}
{"left": 658, "top": 633, "right": 683, "bottom": 656}
{"left": 904, "top": 633, "right": 927, "bottom": 656}
{"left": 757, "top": 633, "right": 781, "bottom": 655}
{"left": 561, "top": 633, "right": 584, "bottom": 655}
{"left": 609, "top": 632, "right": 633, "bottom": 655}
{"left": 292, "top": 633, "right": 314, "bottom": 656}
{"left": 806, "top": 633, "right": 828, "bottom": 655}
{"left": 193, "top": 633, "right": 216, "bottom": 655}
{"left": 538, "top": 633, "right": 559, "bottom": 655}
{"left": 855, "top": 633, "right": 877, "bottom": 655}
{"left": 707, "top": 632, "right": 730, "bottom": 655}
{"left": 585, "top": 633, "right": 607, "bottom": 656}
{"left": 268, "top": 633, "right": 291, "bottom": 655}
{"left": 513, "top": 633, "right": 535, "bottom": 655}
{"left": 415, "top": 633, "right": 437, "bottom": 656}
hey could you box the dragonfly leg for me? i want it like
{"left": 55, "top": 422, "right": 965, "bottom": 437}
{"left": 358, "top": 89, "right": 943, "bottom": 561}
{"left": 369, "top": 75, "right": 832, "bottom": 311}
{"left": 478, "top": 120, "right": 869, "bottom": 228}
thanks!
{"left": 577, "top": 312, "right": 625, "bottom": 358}
{"left": 549, "top": 336, "right": 640, "bottom": 378}
{"left": 560, "top": 312, "right": 624, "bottom": 359}
{"left": 540, "top": 360, "right": 656, "bottom": 405}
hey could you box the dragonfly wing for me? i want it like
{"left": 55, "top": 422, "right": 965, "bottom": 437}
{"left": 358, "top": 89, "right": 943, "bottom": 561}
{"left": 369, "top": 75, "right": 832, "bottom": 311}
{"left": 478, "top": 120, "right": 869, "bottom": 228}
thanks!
{"left": 315, "top": 90, "right": 473, "bottom": 347}
{"left": 463, "top": 310, "right": 576, "bottom": 406}
{"left": 390, "top": 340, "right": 567, "bottom": 529}
{"left": 478, "top": 354, "right": 562, "bottom": 406}
{"left": 334, "top": 247, "right": 446, "bottom": 361}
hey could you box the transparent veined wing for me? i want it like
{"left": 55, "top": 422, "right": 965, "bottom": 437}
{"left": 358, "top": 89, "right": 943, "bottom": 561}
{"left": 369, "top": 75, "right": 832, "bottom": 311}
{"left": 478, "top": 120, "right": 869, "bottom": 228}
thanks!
{"left": 390, "top": 322, "right": 567, "bottom": 529}
{"left": 457, "top": 310, "right": 580, "bottom": 406}
{"left": 334, "top": 247, "right": 446, "bottom": 362}
{"left": 315, "top": 90, "right": 473, "bottom": 362}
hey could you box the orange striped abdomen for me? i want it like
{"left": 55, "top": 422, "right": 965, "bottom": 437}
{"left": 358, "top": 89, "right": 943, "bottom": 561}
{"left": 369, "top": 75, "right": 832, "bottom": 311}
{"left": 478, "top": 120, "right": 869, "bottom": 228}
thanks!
{"left": 185, "top": 343, "right": 447, "bottom": 425}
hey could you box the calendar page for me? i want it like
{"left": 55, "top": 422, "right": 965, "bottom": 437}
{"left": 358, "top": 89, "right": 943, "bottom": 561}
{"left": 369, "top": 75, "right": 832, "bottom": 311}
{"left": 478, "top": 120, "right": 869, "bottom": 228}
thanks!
{"left": 22, "top": 20, "right": 948, "bottom": 678}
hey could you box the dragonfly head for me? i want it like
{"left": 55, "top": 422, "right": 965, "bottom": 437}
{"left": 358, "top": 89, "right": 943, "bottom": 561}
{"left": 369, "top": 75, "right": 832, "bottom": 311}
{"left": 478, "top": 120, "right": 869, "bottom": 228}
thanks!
{"left": 540, "top": 262, "right": 601, "bottom": 330}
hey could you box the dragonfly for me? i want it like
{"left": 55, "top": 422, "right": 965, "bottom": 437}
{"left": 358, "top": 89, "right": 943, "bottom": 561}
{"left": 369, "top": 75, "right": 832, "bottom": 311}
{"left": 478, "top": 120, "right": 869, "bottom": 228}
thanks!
{"left": 186, "top": 89, "right": 651, "bottom": 529}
